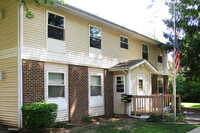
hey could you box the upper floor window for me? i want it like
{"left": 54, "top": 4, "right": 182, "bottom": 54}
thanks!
{"left": 120, "top": 36, "right": 128, "bottom": 49}
{"left": 157, "top": 48, "right": 163, "bottom": 63}
{"left": 116, "top": 75, "right": 125, "bottom": 92}
{"left": 142, "top": 44, "right": 148, "bottom": 60}
{"left": 90, "top": 26, "right": 101, "bottom": 49}
{"left": 48, "top": 12, "right": 64, "bottom": 41}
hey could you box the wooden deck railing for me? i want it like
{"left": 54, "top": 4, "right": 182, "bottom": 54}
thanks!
{"left": 131, "top": 94, "right": 181, "bottom": 117}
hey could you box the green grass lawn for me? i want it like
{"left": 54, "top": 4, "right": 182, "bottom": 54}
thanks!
{"left": 77, "top": 121, "right": 200, "bottom": 133}
{"left": 182, "top": 102, "right": 200, "bottom": 108}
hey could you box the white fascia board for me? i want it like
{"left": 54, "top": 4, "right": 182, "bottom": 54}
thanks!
{"left": 129, "top": 60, "right": 158, "bottom": 74}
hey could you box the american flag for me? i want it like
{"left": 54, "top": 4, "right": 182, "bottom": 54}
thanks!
{"left": 174, "top": 34, "right": 181, "bottom": 72}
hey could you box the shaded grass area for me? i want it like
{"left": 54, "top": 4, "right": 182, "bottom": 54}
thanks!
{"left": 182, "top": 102, "right": 200, "bottom": 108}
{"left": 77, "top": 120, "right": 200, "bottom": 133}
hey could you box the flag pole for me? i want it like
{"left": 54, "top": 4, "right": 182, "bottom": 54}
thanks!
{"left": 173, "top": 0, "right": 176, "bottom": 121}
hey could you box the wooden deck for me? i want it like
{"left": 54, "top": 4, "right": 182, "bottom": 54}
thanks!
{"left": 131, "top": 94, "right": 181, "bottom": 117}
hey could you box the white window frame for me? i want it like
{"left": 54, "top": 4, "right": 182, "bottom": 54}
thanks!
{"left": 89, "top": 72, "right": 103, "bottom": 97}
{"left": 157, "top": 48, "right": 163, "bottom": 63}
{"left": 46, "top": 11, "right": 65, "bottom": 53}
{"left": 47, "top": 71, "right": 66, "bottom": 99}
{"left": 119, "top": 35, "right": 129, "bottom": 50}
{"left": 115, "top": 75, "right": 125, "bottom": 93}
{"left": 89, "top": 25, "right": 102, "bottom": 49}
{"left": 142, "top": 43, "right": 149, "bottom": 60}
{"left": 157, "top": 78, "right": 163, "bottom": 94}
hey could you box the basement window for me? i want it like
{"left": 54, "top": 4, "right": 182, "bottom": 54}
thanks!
{"left": 48, "top": 12, "right": 64, "bottom": 40}
{"left": 120, "top": 36, "right": 128, "bottom": 49}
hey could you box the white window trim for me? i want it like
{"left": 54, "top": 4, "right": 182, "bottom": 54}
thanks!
{"left": 89, "top": 72, "right": 103, "bottom": 97}
{"left": 115, "top": 75, "right": 125, "bottom": 93}
{"left": 47, "top": 71, "right": 66, "bottom": 100}
{"left": 157, "top": 78, "right": 163, "bottom": 94}
{"left": 141, "top": 43, "right": 149, "bottom": 60}
{"left": 119, "top": 35, "right": 129, "bottom": 50}
{"left": 46, "top": 10, "right": 66, "bottom": 51}
{"left": 89, "top": 24, "right": 102, "bottom": 49}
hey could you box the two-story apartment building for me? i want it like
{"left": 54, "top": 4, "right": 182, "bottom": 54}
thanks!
{"left": 0, "top": 0, "right": 168, "bottom": 128}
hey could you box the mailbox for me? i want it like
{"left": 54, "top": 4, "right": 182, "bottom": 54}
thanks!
{"left": 121, "top": 94, "right": 132, "bottom": 103}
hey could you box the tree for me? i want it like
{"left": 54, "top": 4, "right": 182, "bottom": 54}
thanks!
{"left": 163, "top": 0, "right": 200, "bottom": 81}
{"left": 17, "top": 0, "right": 65, "bottom": 19}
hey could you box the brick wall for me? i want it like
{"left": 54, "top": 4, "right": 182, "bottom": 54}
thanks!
{"left": 69, "top": 65, "right": 88, "bottom": 122}
{"left": 163, "top": 75, "right": 169, "bottom": 94}
{"left": 104, "top": 69, "right": 114, "bottom": 117}
{"left": 22, "top": 59, "right": 44, "bottom": 104}
{"left": 152, "top": 74, "right": 158, "bottom": 94}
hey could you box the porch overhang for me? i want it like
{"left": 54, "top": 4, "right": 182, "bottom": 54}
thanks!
{"left": 108, "top": 59, "right": 158, "bottom": 74}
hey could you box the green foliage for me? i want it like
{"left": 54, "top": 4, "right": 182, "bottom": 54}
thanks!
{"left": 17, "top": 0, "right": 65, "bottom": 19}
{"left": 148, "top": 113, "right": 162, "bottom": 122}
{"left": 81, "top": 115, "right": 92, "bottom": 122}
{"left": 169, "top": 71, "right": 200, "bottom": 102}
{"left": 177, "top": 115, "right": 186, "bottom": 122}
{"left": 52, "top": 122, "right": 74, "bottom": 129}
{"left": 163, "top": 0, "right": 200, "bottom": 81}
{"left": 165, "top": 115, "right": 175, "bottom": 122}
{"left": 21, "top": 101, "right": 58, "bottom": 133}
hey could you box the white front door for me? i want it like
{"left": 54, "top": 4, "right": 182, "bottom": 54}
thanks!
{"left": 137, "top": 75, "right": 146, "bottom": 95}
{"left": 88, "top": 71, "right": 104, "bottom": 116}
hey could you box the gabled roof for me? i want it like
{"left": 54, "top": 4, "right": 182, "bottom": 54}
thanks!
{"left": 52, "top": 1, "right": 164, "bottom": 46}
{"left": 109, "top": 59, "right": 158, "bottom": 74}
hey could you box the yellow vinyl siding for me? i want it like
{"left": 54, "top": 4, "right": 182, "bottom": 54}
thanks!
{"left": 0, "top": 0, "right": 18, "bottom": 127}
{"left": 23, "top": 3, "right": 167, "bottom": 70}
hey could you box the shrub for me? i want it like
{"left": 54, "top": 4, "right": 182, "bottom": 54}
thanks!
{"left": 177, "top": 115, "right": 186, "bottom": 122}
{"left": 148, "top": 113, "right": 162, "bottom": 122}
{"left": 21, "top": 101, "right": 58, "bottom": 133}
{"left": 165, "top": 115, "right": 175, "bottom": 122}
{"left": 52, "top": 122, "right": 74, "bottom": 129}
{"left": 82, "top": 115, "right": 92, "bottom": 122}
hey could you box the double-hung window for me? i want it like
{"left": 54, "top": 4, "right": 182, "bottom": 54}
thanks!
{"left": 48, "top": 72, "right": 65, "bottom": 98}
{"left": 48, "top": 12, "right": 64, "bottom": 41}
{"left": 120, "top": 36, "right": 128, "bottom": 49}
{"left": 90, "top": 75, "right": 102, "bottom": 96}
{"left": 142, "top": 44, "right": 148, "bottom": 60}
{"left": 158, "top": 79, "right": 163, "bottom": 93}
{"left": 116, "top": 75, "right": 125, "bottom": 92}
{"left": 90, "top": 26, "right": 101, "bottom": 49}
{"left": 157, "top": 48, "right": 163, "bottom": 63}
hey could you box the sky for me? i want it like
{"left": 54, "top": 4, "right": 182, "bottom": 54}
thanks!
{"left": 65, "top": 0, "right": 171, "bottom": 43}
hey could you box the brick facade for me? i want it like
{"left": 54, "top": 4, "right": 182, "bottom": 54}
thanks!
{"left": 104, "top": 69, "right": 114, "bottom": 117}
{"left": 151, "top": 74, "right": 158, "bottom": 94}
{"left": 22, "top": 59, "right": 44, "bottom": 104}
{"left": 69, "top": 65, "right": 88, "bottom": 122}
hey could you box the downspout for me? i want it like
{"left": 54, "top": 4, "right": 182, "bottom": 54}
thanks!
{"left": 17, "top": 3, "right": 23, "bottom": 129}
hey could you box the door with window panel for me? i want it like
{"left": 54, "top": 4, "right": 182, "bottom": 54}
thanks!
{"left": 137, "top": 75, "right": 146, "bottom": 95}
{"left": 89, "top": 74, "right": 104, "bottom": 107}
{"left": 47, "top": 72, "right": 66, "bottom": 110}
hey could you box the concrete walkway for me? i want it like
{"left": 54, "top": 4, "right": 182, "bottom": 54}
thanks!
{"left": 188, "top": 127, "right": 200, "bottom": 133}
